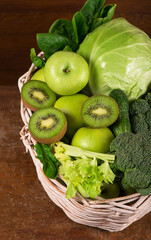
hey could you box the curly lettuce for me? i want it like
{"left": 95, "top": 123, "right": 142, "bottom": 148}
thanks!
{"left": 53, "top": 142, "right": 115, "bottom": 199}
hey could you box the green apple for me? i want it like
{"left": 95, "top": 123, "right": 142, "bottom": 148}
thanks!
{"left": 71, "top": 127, "right": 114, "bottom": 153}
{"left": 100, "top": 183, "right": 120, "bottom": 199}
{"left": 54, "top": 94, "right": 88, "bottom": 138}
{"left": 44, "top": 51, "right": 89, "bottom": 95}
{"left": 31, "top": 68, "right": 45, "bottom": 82}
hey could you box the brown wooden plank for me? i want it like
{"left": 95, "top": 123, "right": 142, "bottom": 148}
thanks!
{"left": 0, "top": 0, "right": 151, "bottom": 85}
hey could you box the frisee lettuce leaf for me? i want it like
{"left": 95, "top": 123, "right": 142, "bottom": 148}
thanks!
{"left": 53, "top": 142, "right": 115, "bottom": 199}
{"left": 58, "top": 157, "right": 115, "bottom": 199}
{"left": 34, "top": 142, "right": 115, "bottom": 198}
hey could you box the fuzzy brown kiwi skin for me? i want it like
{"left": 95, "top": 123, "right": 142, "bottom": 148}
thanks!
{"left": 81, "top": 95, "right": 119, "bottom": 128}
{"left": 21, "top": 97, "right": 39, "bottom": 111}
{"left": 29, "top": 118, "right": 67, "bottom": 144}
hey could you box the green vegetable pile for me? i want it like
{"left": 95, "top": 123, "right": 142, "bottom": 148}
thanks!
{"left": 31, "top": 0, "right": 116, "bottom": 65}
{"left": 24, "top": 0, "right": 151, "bottom": 199}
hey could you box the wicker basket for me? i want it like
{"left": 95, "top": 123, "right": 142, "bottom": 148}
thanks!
{"left": 18, "top": 52, "right": 151, "bottom": 232}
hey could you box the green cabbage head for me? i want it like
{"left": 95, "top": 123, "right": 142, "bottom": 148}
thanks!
{"left": 78, "top": 18, "right": 151, "bottom": 100}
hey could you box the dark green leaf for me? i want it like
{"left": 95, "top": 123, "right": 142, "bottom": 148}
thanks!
{"left": 34, "top": 143, "right": 58, "bottom": 179}
{"left": 100, "top": 4, "right": 116, "bottom": 22}
{"left": 37, "top": 33, "right": 78, "bottom": 59}
{"left": 43, "top": 161, "right": 57, "bottom": 179}
{"left": 49, "top": 19, "right": 75, "bottom": 42}
{"left": 41, "top": 144, "right": 58, "bottom": 168}
{"left": 72, "top": 11, "right": 89, "bottom": 44}
{"left": 34, "top": 143, "right": 45, "bottom": 164}
{"left": 90, "top": 4, "right": 116, "bottom": 31}
{"left": 30, "top": 48, "right": 45, "bottom": 68}
{"left": 90, "top": 18, "right": 104, "bottom": 31}
{"left": 81, "top": 0, "right": 105, "bottom": 26}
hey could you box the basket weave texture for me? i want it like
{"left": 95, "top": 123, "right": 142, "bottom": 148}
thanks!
{"left": 18, "top": 52, "right": 151, "bottom": 232}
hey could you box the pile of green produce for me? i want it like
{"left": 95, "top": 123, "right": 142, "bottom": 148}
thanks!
{"left": 21, "top": 0, "right": 151, "bottom": 199}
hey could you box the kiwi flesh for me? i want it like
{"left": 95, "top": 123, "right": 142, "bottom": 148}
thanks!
{"left": 81, "top": 95, "right": 119, "bottom": 128}
{"left": 29, "top": 107, "right": 67, "bottom": 144}
{"left": 21, "top": 80, "right": 56, "bottom": 111}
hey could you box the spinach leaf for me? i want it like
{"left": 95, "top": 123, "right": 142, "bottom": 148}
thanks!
{"left": 34, "top": 0, "right": 116, "bottom": 60}
{"left": 49, "top": 19, "right": 75, "bottom": 42}
{"left": 90, "top": 4, "right": 116, "bottom": 31}
{"left": 34, "top": 142, "right": 45, "bottom": 163}
{"left": 100, "top": 4, "right": 116, "bottom": 23}
{"left": 37, "top": 33, "right": 78, "bottom": 59}
{"left": 30, "top": 48, "right": 45, "bottom": 69}
{"left": 34, "top": 143, "right": 58, "bottom": 179}
{"left": 81, "top": 0, "right": 105, "bottom": 26}
{"left": 72, "top": 11, "right": 89, "bottom": 44}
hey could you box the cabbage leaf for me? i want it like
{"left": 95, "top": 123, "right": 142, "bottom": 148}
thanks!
{"left": 78, "top": 18, "right": 151, "bottom": 100}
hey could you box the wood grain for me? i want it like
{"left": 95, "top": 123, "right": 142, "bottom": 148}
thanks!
{"left": 0, "top": 85, "right": 151, "bottom": 239}
{"left": 0, "top": 0, "right": 151, "bottom": 85}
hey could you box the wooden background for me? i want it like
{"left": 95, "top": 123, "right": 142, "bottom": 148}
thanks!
{"left": 1, "top": 1, "right": 151, "bottom": 239}
{"left": 1, "top": 0, "right": 151, "bottom": 85}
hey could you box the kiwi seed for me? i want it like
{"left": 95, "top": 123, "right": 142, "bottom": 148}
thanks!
{"left": 81, "top": 95, "right": 119, "bottom": 128}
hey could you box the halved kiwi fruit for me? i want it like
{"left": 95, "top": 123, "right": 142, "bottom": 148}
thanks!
{"left": 29, "top": 107, "right": 67, "bottom": 144}
{"left": 21, "top": 80, "right": 56, "bottom": 111}
{"left": 81, "top": 95, "right": 119, "bottom": 128}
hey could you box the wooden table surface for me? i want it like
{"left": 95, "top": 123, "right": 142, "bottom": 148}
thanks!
{"left": 0, "top": 85, "right": 151, "bottom": 239}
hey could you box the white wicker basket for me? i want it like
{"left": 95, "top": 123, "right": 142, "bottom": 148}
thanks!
{"left": 18, "top": 52, "right": 151, "bottom": 232}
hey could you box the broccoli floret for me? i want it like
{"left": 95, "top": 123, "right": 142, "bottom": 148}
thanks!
{"left": 137, "top": 185, "right": 151, "bottom": 196}
{"left": 130, "top": 98, "right": 151, "bottom": 133}
{"left": 145, "top": 109, "right": 151, "bottom": 130}
{"left": 122, "top": 169, "right": 151, "bottom": 189}
{"left": 130, "top": 99, "right": 150, "bottom": 115}
{"left": 110, "top": 132, "right": 151, "bottom": 195}
{"left": 145, "top": 92, "right": 151, "bottom": 106}
{"left": 130, "top": 115, "right": 149, "bottom": 134}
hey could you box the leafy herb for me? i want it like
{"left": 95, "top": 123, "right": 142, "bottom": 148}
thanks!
{"left": 72, "top": 11, "right": 89, "bottom": 44}
{"left": 37, "top": 33, "right": 77, "bottom": 60}
{"left": 53, "top": 142, "right": 115, "bottom": 199}
{"left": 49, "top": 19, "right": 75, "bottom": 41}
{"left": 81, "top": 0, "right": 105, "bottom": 26}
{"left": 30, "top": 48, "right": 45, "bottom": 69}
{"left": 90, "top": 4, "right": 116, "bottom": 31}
{"left": 34, "top": 143, "right": 58, "bottom": 178}
{"left": 32, "top": 0, "right": 116, "bottom": 61}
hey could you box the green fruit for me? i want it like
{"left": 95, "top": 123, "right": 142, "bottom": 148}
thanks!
{"left": 81, "top": 95, "right": 119, "bottom": 128}
{"left": 54, "top": 94, "right": 88, "bottom": 138}
{"left": 100, "top": 183, "right": 120, "bottom": 199}
{"left": 31, "top": 68, "right": 45, "bottom": 82}
{"left": 44, "top": 51, "right": 89, "bottom": 95}
{"left": 71, "top": 127, "right": 114, "bottom": 153}
{"left": 29, "top": 107, "right": 67, "bottom": 144}
{"left": 21, "top": 80, "right": 56, "bottom": 111}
